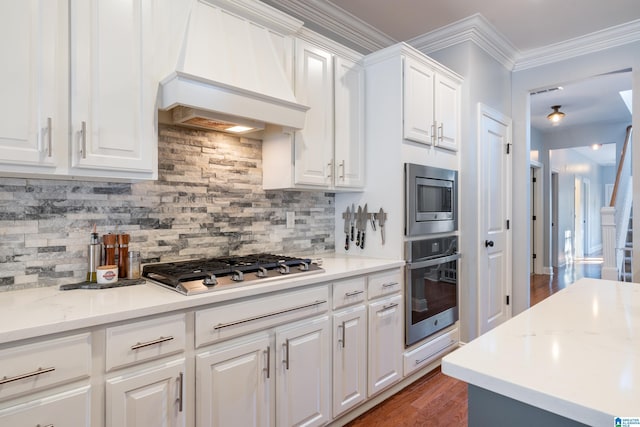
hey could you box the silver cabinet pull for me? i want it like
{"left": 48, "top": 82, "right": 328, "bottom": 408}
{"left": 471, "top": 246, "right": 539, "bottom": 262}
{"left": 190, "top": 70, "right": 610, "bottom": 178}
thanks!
{"left": 341, "top": 321, "right": 346, "bottom": 348}
{"left": 0, "top": 366, "right": 55, "bottom": 385}
{"left": 130, "top": 336, "right": 174, "bottom": 350}
{"left": 264, "top": 346, "right": 271, "bottom": 379}
{"left": 431, "top": 123, "right": 437, "bottom": 144}
{"left": 339, "top": 160, "right": 345, "bottom": 180}
{"left": 345, "top": 290, "right": 364, "bottom": 297}
{"left": 437, "top": 123, "right": 444, "bottom": 143}
{"left": 382, "top": 282, "right": 398, "bottom": 288}
{"left": 283, "top": 339, "right": 290, "bottom": 370}
{"left": 80, "top": 121, "right": 87, "bottom": 159}
{"left": 46, "top": 117, "right": 52, "bottom": 157}
{"left": 327, "top": 160, "right": 333, "bottom": 178}
{"left": 376, "top": 302, "right": 398, "bottom": 314}
{"left": 213, "top": 300, "right": 327, "bottom": 330}
{"left": 36, "top": 424, "right": 54, "bottom": 427}
{"left": 415, "top": 340, "right": 455, "bottom": 366}
{"left": 176, "top": 372, "right": 184, "bottom": 412}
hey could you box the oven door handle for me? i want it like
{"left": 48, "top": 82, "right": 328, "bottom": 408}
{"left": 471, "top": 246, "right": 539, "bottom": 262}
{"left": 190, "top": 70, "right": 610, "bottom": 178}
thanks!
{"left": 407, "top": 253, "right": 460, "bottom": 269}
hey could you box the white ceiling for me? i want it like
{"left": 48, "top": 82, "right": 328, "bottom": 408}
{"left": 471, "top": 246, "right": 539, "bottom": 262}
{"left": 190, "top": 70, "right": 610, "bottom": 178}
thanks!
{"left": 327, "top": 0, "right": 640, "bottom": 52}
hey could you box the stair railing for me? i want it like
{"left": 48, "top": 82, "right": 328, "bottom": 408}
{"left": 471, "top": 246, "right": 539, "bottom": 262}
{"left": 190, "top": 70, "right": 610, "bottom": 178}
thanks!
{"left": 601, "top": 125, "right": 633, "bottom": 281}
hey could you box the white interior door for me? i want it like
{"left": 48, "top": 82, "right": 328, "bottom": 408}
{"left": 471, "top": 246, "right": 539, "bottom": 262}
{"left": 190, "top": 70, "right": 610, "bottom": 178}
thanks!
{"left": 478, "top": 104, "right": 512, "bottom": 335}
{"left": 552, "top": 172, "right": 559, "bottom": 268}
{"left": 574, "top": 176, "right": 584, "bottom": 259}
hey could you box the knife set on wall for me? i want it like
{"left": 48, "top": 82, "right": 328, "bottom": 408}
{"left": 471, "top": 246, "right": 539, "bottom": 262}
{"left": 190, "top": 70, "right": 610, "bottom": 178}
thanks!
{"left": 342, "top": 204, "right": 387, "bottom": 250}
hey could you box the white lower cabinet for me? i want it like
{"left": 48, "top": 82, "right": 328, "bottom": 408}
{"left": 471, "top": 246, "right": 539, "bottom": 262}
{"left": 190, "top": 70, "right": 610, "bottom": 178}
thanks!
{"left": 332, "top": 305, "right": 367, "bottom": 417}
{"left": 196, "top": 316, "right": 330, "bottom": 427}
{"left": 0, "top": 386, "right": 91, "bottom": 426}
{"left": 276, "top": 316, "right": 330, "bottom": 427}
{"left": 196, "top": 333, "right": 273, "bottom": 427}
{"left": 106, "top": 358, "right": 186, "bottom": 427}
{"left": 367, "top": 293, "right": 403, "bottom": 397}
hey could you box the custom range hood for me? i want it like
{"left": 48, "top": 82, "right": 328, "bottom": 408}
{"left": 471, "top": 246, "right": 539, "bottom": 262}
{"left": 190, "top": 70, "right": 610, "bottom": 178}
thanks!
{"left": 159, "top": 0, "right": 308, "bottom": 133}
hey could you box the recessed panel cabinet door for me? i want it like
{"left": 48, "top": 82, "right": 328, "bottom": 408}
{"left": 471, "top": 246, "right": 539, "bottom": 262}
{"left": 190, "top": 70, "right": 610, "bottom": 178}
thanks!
{"left": 294, "top": 40, "right": 334, "bottom": 187}
{"left": 276, "top": 316, "right": 330, "bottom": 427}
{"left": 403, "top": 56, "right": 435, "bottom": 145}
{"left": 0, "top": 0, "right": 65, "bottom": 170}
{"left": 196, "top": 334, "right": 273, "bottom": 427}
{"left": 70, "top": 0, "right": 156, "bottom": 176}
{"left": 106, "top": 358, "right": 186, "bottom": 427}
{"left": 334, "top": 56, "right": 365, "bottom": 189}
{"left": 368, "top": 294, "right": 403, "bottom": 397}
{"left": 434, "top": 73, "right": 461, "bottom": 152}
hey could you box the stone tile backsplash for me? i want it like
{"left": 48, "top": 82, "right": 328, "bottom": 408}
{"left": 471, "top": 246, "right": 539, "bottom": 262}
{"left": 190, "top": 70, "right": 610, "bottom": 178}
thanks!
{"left": 0, "top": 125, "right": 335, "bottom": 290}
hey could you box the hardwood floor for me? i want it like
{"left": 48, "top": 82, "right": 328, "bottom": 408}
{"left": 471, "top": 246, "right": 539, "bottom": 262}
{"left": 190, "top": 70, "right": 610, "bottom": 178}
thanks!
{"left": 346, "top": 260, "right": 602, "bottom": 426}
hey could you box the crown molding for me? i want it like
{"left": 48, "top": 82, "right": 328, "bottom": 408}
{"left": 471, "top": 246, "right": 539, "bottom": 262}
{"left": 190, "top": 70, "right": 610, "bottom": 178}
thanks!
{"left": 260, "top": 0, "right": 396, "bottom": 54}
{"left": 408, "top": 14, "right": 517, "bottom": 70}
{"left": 513, "top": 18, "right": 640, "bottom": 71}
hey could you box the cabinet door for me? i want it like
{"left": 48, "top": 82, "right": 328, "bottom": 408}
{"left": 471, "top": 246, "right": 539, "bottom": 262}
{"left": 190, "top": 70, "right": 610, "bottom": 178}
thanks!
{"left": 332, "top": 305, "right": 366, "bottom": 417}
{"left": 334, "top": 56, "right": 365, "bottom": 189}
{"left": 276, "top": 316, "right": 330, "bottom": 427}
{"left": 294, "top": 40, "right": 334, "bottom": 187}
{"left": 106, "top": 358, "right": 185, "bottom": 427}
{"left": 434, "top": 73, "right": 461, "bottom": 152}
{"left": 0, "top": 386, "right": 90, "bottom": 426}
{"left": 368, "top": 294, "right": 403, "bottom": 397}
{"left": 0, "top": 0, "right": 65, "bottom": 171}
{"left": 403, "top": 56, "right": 435, "bottom": 145}
{"left": 196, "top": 334, "right": 273, "bottom": 427}
{"left": 70, "top": 0, "right": 156, "bottom": 177}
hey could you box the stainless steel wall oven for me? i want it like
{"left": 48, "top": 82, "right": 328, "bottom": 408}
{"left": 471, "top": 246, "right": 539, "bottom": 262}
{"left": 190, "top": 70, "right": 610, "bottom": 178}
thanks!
{"left": 405, "top": 163, "right": 458, "bottom": 236}
{"left": 405, "top": 236, "right": 459, "bottom": 346}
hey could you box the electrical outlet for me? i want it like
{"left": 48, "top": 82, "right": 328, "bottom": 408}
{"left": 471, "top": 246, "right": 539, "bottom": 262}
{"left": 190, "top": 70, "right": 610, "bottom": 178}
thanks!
{"left": 286, "top": 211, "right": 295, "bottom": 229}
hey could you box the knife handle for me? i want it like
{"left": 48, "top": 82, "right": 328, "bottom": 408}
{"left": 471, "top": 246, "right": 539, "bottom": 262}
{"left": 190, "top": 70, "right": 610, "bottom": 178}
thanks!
{"left": 361, "top": 232, "right": 366, "bottom": 249}
{"left": 345, "top": 233, "right": 350, "bottom": 251}
{"left": 356, "top": 230, "right": 361, "bottom": 247}
{"left": 350, "top": 225, "right": 354, "bottom": 241}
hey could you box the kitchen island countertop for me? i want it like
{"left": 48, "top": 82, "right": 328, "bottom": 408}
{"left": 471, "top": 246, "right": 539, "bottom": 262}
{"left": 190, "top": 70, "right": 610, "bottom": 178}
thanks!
{"left": 0, "top": 255, "right": 404, "bottom": 344}
{"left": 442, "top": 277, "right": 640, "bottom": 426}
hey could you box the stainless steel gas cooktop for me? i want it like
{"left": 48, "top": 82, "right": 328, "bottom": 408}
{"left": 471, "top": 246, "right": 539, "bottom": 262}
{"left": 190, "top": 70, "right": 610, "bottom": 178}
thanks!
{"left": 142, "top": 253, "right": 323, "bottom": 295}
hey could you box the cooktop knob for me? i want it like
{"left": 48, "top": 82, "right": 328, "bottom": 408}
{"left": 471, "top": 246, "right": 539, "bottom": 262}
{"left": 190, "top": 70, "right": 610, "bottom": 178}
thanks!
{"left": 298, "top": 262, "right": 309, "bottom": 271}
{"left": 232, "top": 270, "right": 244, "bottom": 282}
{"left": 256, "top": 266, "right": 269, "bottom": 278}
{"left": 202, "top": 274, "right": 217, "bottom": 286}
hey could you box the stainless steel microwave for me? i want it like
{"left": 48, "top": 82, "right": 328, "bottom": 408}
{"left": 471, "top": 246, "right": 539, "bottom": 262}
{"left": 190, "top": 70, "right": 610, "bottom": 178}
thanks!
{"left": 405, "top": 163, "right": 458, "bottom": 236}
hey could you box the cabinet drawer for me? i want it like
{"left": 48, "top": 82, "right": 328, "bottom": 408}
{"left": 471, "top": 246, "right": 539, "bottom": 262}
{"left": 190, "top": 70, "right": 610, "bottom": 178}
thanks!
{"left": 196, "top": 285, "right": 328, "bottom": 347}
{"left": 106, "top": 313, "right": 186, "bottom": 371}
{"left": 367, "top": 269, "right": 402, "bottom": 299}
{"left": 0, "top": 386, "right": 90, "bottom": 426}
{"left": 0, "top": 333, "right": 91, "bottom": 401}
{"left": 403, "top": 327, "right": 458, "bottom": 376}
{"left": 332, "top": 276, "right": 366, "bottom": 309}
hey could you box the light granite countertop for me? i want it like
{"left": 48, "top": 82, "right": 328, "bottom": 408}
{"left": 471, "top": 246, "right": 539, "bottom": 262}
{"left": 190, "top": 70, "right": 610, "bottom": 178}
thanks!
{"left": 0, "top": 255, "right": 404, "bottom": 344}
{"left": 442, "top": 277, "right": 640, "bottom": 426}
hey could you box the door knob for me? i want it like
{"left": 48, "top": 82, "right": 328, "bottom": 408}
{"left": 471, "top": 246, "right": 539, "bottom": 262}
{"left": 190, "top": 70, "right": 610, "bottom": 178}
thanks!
{"left": 485, "top": 240, "right": 494, "bottom": 248}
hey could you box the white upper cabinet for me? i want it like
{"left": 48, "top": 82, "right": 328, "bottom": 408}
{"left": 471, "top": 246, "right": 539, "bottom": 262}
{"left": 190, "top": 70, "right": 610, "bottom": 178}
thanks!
{"left": 334, "top": 56, "right": 365, "bottom": 189}
{"left": 0, "top": 0, "right": 66, "bottom": 173}
{"left": 262, "top": 35, "right": 365, "bottom": 192}
{"left": 0, "top": 0, "right": 157, "bottom": 180}
{"left": 403, "top": 56, "right": 435, "bottom": 145}
{"left": 69, "top": 0, "right": 156, "bottom": 178}
{"left": 293, "top": 40, "right": 335, "bottom": 187}
{"left": 403, "top": 54, "right": 461, "bottom": 151}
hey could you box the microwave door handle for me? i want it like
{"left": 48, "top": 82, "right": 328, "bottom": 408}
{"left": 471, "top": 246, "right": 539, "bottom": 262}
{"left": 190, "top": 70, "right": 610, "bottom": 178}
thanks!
{"left": 408, "top": 253, "right": 461, "bottom": 269}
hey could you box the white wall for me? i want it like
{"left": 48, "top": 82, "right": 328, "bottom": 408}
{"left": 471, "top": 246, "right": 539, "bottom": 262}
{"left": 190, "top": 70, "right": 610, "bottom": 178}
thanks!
{"left": 513, "top": 41, "right": 640, "bottom": 295}
{"left": 427, "top": 41, "right": 512, "bottom": 342}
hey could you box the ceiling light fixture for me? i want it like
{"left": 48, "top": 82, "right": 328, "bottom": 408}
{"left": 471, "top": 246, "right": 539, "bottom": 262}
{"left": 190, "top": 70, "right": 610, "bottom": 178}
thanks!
{"left": 547, "top": 105, "right": 565, "bottom": 124}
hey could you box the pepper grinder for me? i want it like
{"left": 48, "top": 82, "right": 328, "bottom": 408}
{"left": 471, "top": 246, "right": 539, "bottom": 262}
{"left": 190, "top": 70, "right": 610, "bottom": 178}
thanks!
{"left": 117, "top": 233, "right": 129, "bottom": 278}
{"left": 103, "top": 233, "right": 117, "bottom": 266}
{"left": 86, "top": 226, "right": 101, "bottom": 282}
